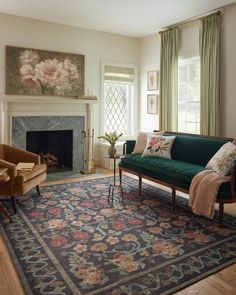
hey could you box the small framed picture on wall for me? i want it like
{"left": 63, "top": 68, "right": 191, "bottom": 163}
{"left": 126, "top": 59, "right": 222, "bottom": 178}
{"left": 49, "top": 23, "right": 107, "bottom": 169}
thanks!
{"left": 147, "top": 71, "right": 158, "bottom": 90}
{"left": 147, "top": 94, "right": 158, "bottom": 114}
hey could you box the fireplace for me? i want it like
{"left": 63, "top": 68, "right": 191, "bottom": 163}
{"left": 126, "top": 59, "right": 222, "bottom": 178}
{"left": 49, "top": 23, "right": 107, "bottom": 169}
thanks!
{"left": 27, "top": 130, "right": 73, "bottom": 173}
{"left": 12, "top": 116, "right": 85, "bottom": 173}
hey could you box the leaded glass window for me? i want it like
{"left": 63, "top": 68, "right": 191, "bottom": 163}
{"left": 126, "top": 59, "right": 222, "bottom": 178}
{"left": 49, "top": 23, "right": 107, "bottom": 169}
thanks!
{"left": 103, "top": 65, "right": 134, "bottom": 135}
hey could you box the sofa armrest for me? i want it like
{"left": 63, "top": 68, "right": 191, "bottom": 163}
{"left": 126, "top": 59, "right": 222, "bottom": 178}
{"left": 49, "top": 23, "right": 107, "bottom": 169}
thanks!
{"left": 123, "top": 140, "right": 136, "bottom": 155}
{"left": 3, "top": 145, "right": 40, "bottom": 165}
{"left": 230, "top": 161, "right": 236, "bottom": 197}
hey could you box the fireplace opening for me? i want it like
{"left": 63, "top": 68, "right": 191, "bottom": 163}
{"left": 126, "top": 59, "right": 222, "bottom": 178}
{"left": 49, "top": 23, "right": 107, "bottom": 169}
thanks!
{"left": 26, "top": 130, "right": 73, "bottom": 173}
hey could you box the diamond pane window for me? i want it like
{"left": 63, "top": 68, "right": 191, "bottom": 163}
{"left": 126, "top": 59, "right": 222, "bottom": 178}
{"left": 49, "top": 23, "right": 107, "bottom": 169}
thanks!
{"left": 103, "top": 65, "right": 134, "bottom": 135}
{"left": 178, "top": 56, "right": 200, "bottom": 134}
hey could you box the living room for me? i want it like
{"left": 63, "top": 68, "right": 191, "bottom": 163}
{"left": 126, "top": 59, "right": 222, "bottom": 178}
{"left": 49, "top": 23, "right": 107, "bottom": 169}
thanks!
{"left": 0, "top": 0, "right": 236, "bottom": 294}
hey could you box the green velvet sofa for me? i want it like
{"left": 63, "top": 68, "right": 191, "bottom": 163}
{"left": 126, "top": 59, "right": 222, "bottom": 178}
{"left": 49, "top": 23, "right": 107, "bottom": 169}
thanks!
{"left": 119, "top": 132, "right": 236, "bottom": 226}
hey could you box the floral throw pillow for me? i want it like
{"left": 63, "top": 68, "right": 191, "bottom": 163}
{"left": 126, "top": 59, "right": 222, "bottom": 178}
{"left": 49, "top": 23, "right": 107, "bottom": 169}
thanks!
{"left": 132, "top": 131, "right": 164, "bottom": 154}
{"left": 142, "top": 135, "right": 176, "bottom": 159}
{"left": 206, "top": 141, "right": 236, "bottom": 176}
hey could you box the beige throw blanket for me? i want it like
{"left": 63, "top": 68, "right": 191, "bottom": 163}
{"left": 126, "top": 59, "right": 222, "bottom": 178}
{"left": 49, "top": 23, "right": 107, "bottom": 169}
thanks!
{"left": 189, "top": 170, "right": 230, "bottom": 219}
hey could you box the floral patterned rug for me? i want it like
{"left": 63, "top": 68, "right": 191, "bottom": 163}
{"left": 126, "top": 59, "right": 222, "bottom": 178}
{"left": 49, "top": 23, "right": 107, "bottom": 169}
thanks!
{"left": 1, "top": 175, "right": 236, "bottom": 295}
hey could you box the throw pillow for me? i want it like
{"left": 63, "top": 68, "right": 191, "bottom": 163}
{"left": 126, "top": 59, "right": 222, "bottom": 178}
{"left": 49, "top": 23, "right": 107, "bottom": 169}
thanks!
{"left": 132, "top": 131, "right": 164, "bottom": 154}
{"left": 142, "top": 135, "right": 176, "bottom": 159}
{"left": 206, "top": 140, "right": 236, "bottom": 176}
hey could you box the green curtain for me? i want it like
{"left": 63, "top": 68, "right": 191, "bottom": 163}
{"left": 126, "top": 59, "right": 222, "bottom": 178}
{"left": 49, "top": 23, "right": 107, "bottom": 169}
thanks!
{"left": 200, "top": 13, "right": 221, "bottom": 136}
{"left": 159, "top": 28, "right": 179, "bottom": 131}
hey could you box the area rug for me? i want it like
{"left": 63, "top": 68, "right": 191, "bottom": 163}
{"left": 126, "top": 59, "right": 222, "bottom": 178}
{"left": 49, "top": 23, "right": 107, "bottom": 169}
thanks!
{"left": 1, "top": 175, "right": 236, "bottom": 295}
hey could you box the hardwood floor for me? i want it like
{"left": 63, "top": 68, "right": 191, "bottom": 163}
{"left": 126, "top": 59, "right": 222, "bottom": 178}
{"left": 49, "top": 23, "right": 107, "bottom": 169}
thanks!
{"left": 175, "top": 264, "right": 236, "bottom": 295}
{"left": 0, "top": 235, "right": 24, "bottom": 295}
{"left": 0, "top": 167, "right": 236, "bottom": 295}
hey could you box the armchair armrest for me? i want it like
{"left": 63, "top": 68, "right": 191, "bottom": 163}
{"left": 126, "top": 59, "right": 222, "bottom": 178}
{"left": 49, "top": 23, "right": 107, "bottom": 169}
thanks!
{"left": 3, "top": 145, "right": 40, "bottom": 165}
{"left": 0, "top": 159, "right": 17, "bottom": 179}
{"left": 0, "top": 159, "right": 17, "bottom": 195}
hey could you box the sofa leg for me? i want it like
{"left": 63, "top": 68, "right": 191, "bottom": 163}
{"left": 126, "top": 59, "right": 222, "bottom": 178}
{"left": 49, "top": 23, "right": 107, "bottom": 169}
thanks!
{"left": 119, "top": 169, "right": 122, "bottom": 186}
{"left": 219, "top": 203, "right": 224, "bottom": 227}
{"left": 139, "top": 175, "right": 142, "bottom": 201}
{"left": 36, "top": 185, "right": 41, "bottom": 196}
{"left": 172, "top": 188, "right": 176, "bottom": 211}
{"left": 11, "top": 196, "right": 17, "bottom": 214}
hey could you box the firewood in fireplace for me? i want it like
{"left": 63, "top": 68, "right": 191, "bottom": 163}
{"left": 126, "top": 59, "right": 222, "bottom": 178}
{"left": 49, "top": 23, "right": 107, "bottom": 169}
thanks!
{"left": 39, "top": 152, "right": 59, "bottom": 167}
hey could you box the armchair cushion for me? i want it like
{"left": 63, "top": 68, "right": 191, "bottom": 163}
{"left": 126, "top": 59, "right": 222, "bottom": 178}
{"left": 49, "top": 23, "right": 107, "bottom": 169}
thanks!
{"left": 15, "top": 164, "right": 47, "bottom": 183}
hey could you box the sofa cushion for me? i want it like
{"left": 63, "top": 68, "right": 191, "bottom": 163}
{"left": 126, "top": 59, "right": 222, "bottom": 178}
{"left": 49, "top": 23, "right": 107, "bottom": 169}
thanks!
{"left": 142, "top": 135, "right": 175, "bottom": 159}
{"left": 164, "top": 133, "right": 229, "bottom": 166}
{"left": 119, "top": 160, "right": 232, "bottom": 199}
{"left": 120, "top": 161, "right": 190, "bottom": 189}
{"left": 121, "top": 154, "right": 205, "bottom": 184}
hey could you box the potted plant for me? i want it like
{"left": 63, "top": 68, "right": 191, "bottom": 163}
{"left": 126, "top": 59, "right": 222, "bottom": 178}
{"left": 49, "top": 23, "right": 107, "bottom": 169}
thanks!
{"left": 98, "top": 131, "right": 123, "bottom": 157}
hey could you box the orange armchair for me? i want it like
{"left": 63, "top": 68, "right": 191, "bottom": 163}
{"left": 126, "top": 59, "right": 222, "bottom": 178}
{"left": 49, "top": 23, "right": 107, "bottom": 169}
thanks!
{"left": 0, "top": 144, "right": 47, "bottom": 214}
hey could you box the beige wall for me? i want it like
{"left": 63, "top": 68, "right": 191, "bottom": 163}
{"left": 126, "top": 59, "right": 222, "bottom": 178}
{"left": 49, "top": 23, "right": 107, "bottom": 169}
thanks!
{"left": 221, "top": 4, "right": 236, "bottom": 137}
{"left": 0, "top": 13, "right": 139, "bottom": 140}
{"left": 139, "top": 33, "right": 160, "bottom": 132}
{"left": 139, "top": 4, "right": 236, "bottom": 137}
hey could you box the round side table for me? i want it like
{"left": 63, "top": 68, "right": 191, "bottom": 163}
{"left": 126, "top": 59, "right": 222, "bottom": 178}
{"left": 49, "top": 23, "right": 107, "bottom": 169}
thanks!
{"left": 0, "top": 175, "right": 12, "bottom": 222}
{"left": 106, "top": 154, "right": 123, "bottom": 204}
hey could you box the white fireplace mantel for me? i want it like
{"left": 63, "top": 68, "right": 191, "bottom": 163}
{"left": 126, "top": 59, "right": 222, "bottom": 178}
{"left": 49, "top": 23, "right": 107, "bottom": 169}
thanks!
{"left": 0, "top": 97, "right": 99, "bottom": 144}
{"left": 0, "top": 96, "right": 99, "bottom": 104}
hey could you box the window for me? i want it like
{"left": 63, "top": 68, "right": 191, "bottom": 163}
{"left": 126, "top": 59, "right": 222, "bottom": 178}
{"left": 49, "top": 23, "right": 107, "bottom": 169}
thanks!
{"left": 102, "top": 65, "right": 134, "bottom": 136}
{"left": 178, "top": 56, "right": 200, "bottom": 134}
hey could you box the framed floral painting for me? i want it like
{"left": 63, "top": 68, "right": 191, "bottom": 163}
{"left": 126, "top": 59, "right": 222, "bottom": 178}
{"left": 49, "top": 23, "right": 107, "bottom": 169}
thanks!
{"left": 5, "top": 46, "right": 84, "bottom": 97}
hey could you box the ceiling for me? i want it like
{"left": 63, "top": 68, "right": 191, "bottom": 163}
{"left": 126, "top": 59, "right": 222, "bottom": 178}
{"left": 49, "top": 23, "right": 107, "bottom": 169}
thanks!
{"left": 0, "top": 0, "right": 236, "bottom": 38}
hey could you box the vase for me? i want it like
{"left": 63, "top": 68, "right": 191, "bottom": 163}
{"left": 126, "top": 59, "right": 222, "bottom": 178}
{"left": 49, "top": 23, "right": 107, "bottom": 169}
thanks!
{"left": 108, "top": 144, "right": 116, "bottom": 157}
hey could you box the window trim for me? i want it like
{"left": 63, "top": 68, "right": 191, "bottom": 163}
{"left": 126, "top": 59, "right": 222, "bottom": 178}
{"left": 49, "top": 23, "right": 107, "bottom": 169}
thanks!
{"left": 100, "top": 60, "right": 138, "bottom": 140}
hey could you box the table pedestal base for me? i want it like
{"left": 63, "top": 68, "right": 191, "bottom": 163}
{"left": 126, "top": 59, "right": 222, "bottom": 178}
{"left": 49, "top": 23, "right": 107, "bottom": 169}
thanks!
{"left": 108, "top": 184, "right": 123, "bottom": 204}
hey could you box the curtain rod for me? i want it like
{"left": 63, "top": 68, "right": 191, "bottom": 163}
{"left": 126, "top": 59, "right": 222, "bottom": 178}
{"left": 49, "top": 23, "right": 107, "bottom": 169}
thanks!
{"left": 159, "top": 10, "right": 221, "bottom": 33}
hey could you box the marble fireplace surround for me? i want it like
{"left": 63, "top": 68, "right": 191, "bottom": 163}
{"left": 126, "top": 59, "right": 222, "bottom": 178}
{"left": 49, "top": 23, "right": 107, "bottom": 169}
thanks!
{"left": 0, "top": 98, "right": 98, "bottom": 173}
{"left": 12, "top": 116, "right": 85, "bottom": 172}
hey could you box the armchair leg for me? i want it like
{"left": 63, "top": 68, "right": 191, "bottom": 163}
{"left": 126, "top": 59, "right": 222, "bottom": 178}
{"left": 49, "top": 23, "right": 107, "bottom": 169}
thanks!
{"left": 11, "top": 196, "right": 16, "bottom": 214}
{"left": 0, "top": 203, "right": 12, "bottom": 222}
{"left": 36, "top": 185, "right": 41, "bottom": 196}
